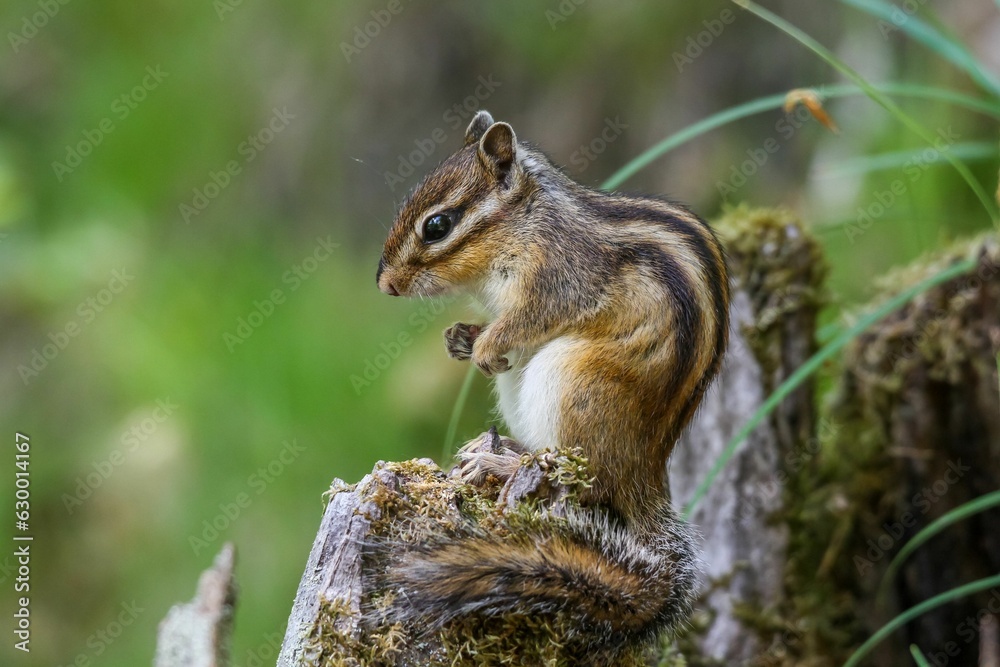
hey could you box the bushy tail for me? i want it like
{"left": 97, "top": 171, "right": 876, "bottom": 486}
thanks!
{"left": 384, "top": 502, "right": 698, "bottom": 651}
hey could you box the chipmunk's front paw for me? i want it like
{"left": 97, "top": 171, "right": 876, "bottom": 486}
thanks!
{"left": 471, "top": 344, "right": 510, "bottom": 377}
{"left": 444, "top": 322, "right": 481, "bottom": 361}
{"left": 453, "top": 426, "right": 525, "bottom": 486}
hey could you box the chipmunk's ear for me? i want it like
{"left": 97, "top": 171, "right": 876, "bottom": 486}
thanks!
{"left": 464, "top": 111, "right": 495, "bottom": 146}
{"left": 478, "top": 122, "right": 516, "bottom": 180}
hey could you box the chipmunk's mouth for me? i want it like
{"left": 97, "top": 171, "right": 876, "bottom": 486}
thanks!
{"left": 410, "top": 272, "right": 453, "bottom": 298}
{"left": 378, "top": 266, "right": 453, "bottom": 298}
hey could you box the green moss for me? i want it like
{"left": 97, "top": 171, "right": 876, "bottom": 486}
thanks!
{"left": 844, "top": 233, "right": 999, "bottom": 399}
{"left": 303, "top": 597, "right": 406, "bottom": 666}
{"left": 714, "top": 205, "right": 828, "bottom": 382}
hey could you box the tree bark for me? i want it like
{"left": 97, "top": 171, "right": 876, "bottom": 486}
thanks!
{"left": 276, "top": 470, "right": 386, "bottom": 665}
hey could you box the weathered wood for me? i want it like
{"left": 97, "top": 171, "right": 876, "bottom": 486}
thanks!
{"left": 276, "top": 472, "right": 384, "bottom": 666}
{"left": 982, "top": 614, "right": 999, "bottom": 667}
{"left": 154, "top": 543, "right": 238, "bottom": 667}
{"left": 736, "top": 234, "right": 1000, "bottom": 667}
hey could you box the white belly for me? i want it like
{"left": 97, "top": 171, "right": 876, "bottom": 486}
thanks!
{"left": 493, "top": 337, "right": 575, "bottom": 451}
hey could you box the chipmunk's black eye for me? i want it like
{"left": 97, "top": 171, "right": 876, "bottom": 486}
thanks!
{"left": 422, "top": 213, "right": 452, "bottom": 243}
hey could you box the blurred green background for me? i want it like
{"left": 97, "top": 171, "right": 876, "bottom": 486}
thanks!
{"left": 0, "top": 0, "right": 997, "bottom": 664}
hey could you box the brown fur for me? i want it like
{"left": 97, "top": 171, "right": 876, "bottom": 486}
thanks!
{"left": 384, "top": 502, "right": 698, "bottom": 658}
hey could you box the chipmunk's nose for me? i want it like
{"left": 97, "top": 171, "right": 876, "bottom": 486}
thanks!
{"left": 376, "top": 256, "right": 400, "bottom": 296}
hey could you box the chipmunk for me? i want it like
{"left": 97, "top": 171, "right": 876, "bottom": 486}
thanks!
{"left": 376, "top": 111, "right": 730, "bottom": 658}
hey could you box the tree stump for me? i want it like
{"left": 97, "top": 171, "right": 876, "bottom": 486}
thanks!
{"left": 277, "top": 450, "right": 666, "bottom": 666}
{"left": 827, "top": 236, "right": 1000, "bottom": 666}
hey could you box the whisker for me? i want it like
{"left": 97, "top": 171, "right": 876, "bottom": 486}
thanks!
{"left": 349, "top": 155, "right": 396, "bottom": 231}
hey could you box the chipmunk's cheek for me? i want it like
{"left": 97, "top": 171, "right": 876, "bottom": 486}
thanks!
{"left": 431, "top": 262, "right": 476, "bottom": 291}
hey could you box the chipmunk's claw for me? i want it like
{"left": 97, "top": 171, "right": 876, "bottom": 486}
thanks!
{"left": 472, "top": 351, "right": 510, "bottom": 377}
{"left": 453, "top": 426, "right": 526, "bottom": 486}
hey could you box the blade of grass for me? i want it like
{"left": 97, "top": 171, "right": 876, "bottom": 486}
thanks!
{"left": 816, "top": 141, "right": 999, "bottom": 179}
{"left": 733, "top": 0, "right": 999, "bottom": 225}
{"left": 843, "top": 573, "right": 1000, "bottom": 667}
{"left": 602, "top": 94, "right": 786, "bottom": 190}
{"left": 878, "top": 490, "right": 1000, "bottom": 604}
{"left": 910, "top": 644, "right": 932, "bottom": 667}
{"left": 839, "top": 0, "right": 1000, "bottom": 98}
{"left": 602, "top": 83, "right": 1000, "bottom": 190}
{"left": 442, "top": 365, "right": 477, "bottom": 462}
{"left": 682, "top": 257, "right": 976, "bottom": 518}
